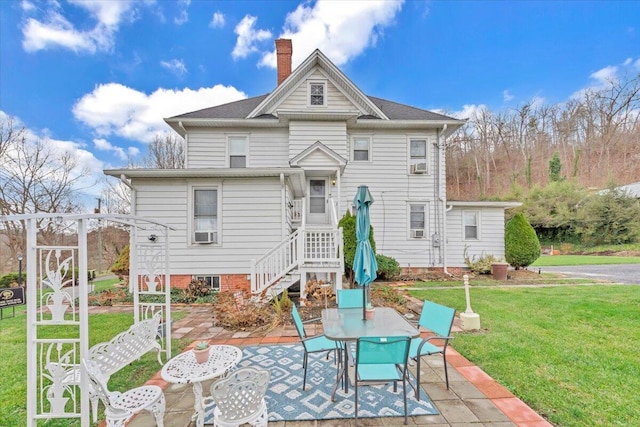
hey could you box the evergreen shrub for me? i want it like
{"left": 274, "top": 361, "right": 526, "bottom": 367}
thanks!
{"left": 505, "top": 213, "right": 541, "bottom": 269}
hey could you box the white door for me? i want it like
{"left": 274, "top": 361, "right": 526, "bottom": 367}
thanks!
{"left": 307, "top": 178, "right": 329, "bottom": 224}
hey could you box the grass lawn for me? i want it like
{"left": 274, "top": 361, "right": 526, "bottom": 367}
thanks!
{"left": 409, "top": 285, "right": 640, "bottom": 427}
{"left": 532, "top": 254, "right": 640, "bottom": 266}
{"left": 0, "top": 308, "right": 191, "bottom": 427}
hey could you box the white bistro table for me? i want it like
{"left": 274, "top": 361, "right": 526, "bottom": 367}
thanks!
{"left": 161, "top": 344, "right": 243, "bottom": 427}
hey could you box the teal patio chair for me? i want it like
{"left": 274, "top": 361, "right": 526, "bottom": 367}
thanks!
{"left": 354, "top": 336, "right": 411, "bottom": 425}
{"left": 291, "top": 304, "right": 340, "bottom": 391}
{"left": 408, "top": 300, "right": 456, "bottom": 400}
{"left": 337, "top": 289, "right": 363, "bottom": 308}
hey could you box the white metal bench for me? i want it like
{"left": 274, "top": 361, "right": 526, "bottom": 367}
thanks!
{"left": 45, "top": 312, "right": 164, "bottom": 421}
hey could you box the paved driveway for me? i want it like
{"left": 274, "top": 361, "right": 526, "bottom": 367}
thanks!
{"left": 540, "top": 264, "right": 640, "bottom": 284}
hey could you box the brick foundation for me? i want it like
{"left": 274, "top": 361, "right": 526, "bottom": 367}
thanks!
{"left": 168, "top": 274, "right": 250, "bottom": 294}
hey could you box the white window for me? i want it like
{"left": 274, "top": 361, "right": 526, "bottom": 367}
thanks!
{"left": 352, "top": 136, "right": 371, "bottom": 162}
{"left": 463, "top": 211, "right": 479, "bottom": 240}
{"left": 309, "top": 179, "right": 326, "bottom": 214}
{"left": 194, "top": 275, "right": 220, "bottom": 291}
{"left": 228, "top": 136, "right": 248, "bottom": 168}
{"left": 308, "top": 81, "right": 326, "bottom": 106}
{"left": 193, "top": 188, "right": 218, "bottom": 243}
{"left": 409, "top": 204, "right": 426, "bottom": 238}
{"left": 409, "top": 138, "right": 428, "bottom": 174}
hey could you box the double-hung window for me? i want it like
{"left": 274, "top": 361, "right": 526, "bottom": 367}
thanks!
{"left": 193, "top": 188, "right": 218, "bottom": 244}
{"left": 308, "top": 81, "right": 326, "bottom": 106}
{"left": 409, "top": 204, "right": 426, "bottom": 239}
{"left": 228, "top": 136, "right": 248, "bottom": 168}
{"left": 352, "top": 136, "right": 371, "bottom": 161}
{"left": 463, "top": 211, "right": 479, "bottom": 240}
{"left": 409, "top": 138, "right": 428, "bottom": 174}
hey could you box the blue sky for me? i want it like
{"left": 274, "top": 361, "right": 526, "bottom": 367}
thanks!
{"left": 1, "top": 0, "right": 639, "bottom": 203}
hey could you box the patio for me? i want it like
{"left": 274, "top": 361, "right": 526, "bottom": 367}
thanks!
{"left": 121, "top": 305, "right": 551, "bottom": 427}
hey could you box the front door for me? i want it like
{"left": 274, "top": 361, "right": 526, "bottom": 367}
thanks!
{"left": 307, "top": 178, "right": 329, "bottom": 224}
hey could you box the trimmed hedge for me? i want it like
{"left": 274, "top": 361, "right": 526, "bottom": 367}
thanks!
{"left": 505, "top": 213, "right": 541, "bottom": 269}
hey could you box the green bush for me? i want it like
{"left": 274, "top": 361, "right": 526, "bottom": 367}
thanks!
{"left": 505, "top": 213, "right": 541, "bottom": 269}
{"left": 111, "top": 244, "right": 130, "bottom": 277}
{"left": 463, "top": 249, "right": 501, "bottom": 274}
{"left": 575, "top": 187, "right": 640, "bottom": 245}
{"left": 0, "top": 273, "right": 26, "bottom": 287}
{"left": 376, "top": 254, "right": 400, "bottom": 280}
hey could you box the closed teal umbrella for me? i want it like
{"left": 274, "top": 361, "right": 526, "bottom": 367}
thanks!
{"left": 352, "top": 185, "right": 378, "bottom": 320}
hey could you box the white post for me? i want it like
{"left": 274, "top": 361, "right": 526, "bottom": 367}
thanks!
{"left": 459, "top": 274, "right": 481, "bottom": 331}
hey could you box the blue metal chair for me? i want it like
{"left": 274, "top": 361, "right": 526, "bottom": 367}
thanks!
{"left": 336, "top": 289, "right": 363, "bottom": 308}
{"left": 354, "top": 336, "right": 411, "bottom": 425}
{"left": 291, "top": 304, "right": 340, "bottom": 391}
{"left": 408, "top": 300, "right": 456, "bottom": 400}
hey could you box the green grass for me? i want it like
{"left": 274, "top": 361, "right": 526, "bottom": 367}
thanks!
{"left": 92, "top": 277, "right": 120, "bottom": 292}
{"left": 409, "top": 285, "right": 640, "bottom": 427}
{"left": 404, "top": 275, "right": 597, "bottom": 288}
{"left": 0, "top": 309, "right": 190, "bottom": 427}
{"left": 531, "top": 255, "right": 640, "bottom": 266}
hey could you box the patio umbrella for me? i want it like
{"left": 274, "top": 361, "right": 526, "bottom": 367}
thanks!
{"left": 352, "top": 185, "right": 378, "bottom": 320}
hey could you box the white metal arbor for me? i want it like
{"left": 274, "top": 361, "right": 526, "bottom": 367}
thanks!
{"left": 2, "top": 213, "right": 172, "bottom": 427}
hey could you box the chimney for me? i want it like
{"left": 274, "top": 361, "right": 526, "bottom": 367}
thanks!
{"left": 275, "top": 39, "right": 292, "bottom": 86}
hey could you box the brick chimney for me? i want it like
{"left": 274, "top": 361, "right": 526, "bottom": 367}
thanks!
{"left": 275, "top": 39, "right": 292, "bottom": 85}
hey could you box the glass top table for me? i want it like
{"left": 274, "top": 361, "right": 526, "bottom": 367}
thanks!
{"left": 321, "top": 307, "right": 419, "bottom": 399}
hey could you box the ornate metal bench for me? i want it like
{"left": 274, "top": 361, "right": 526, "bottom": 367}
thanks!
{"left": 45, "top": 312, "right": 164, "bottom": 420}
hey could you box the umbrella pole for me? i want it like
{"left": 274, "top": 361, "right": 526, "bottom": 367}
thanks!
{"left": 362, "top": 285, "right": 366, "bottom": 320}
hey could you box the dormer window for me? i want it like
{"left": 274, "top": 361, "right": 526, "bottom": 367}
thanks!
{"left": 308, "top": 81, "right": 326, "bottom": 106}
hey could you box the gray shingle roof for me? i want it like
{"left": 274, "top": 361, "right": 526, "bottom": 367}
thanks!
{"left": 168, "top": 93, "right": 457, "bottom": 122}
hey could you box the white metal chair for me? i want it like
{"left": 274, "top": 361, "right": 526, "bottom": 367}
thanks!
{"left": 207, "top": 366, "right": 270, "bottom": 427}
{"left": 81, "top": 359, "right": 165, "bottom": 427}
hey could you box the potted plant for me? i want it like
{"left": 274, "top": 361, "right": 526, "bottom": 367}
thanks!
{"left": 193, "top": 341, "right": 210, "bottom": 363}
{"left": 365, "top": 302, "right": 375, "bottom": 320}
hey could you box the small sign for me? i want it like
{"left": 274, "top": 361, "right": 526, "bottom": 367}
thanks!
{"left": 0, "top": 287, "right": 25, "bottom": 308}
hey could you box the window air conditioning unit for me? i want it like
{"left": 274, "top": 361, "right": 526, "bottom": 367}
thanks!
{"left": 412, "top": 229, "right": 425, "bottom": 238}
{"left": 194, "top": 231, "right": 217, "bottom": 244}
{"left": 411, "top": 163, "right": 427, "bottom": 174}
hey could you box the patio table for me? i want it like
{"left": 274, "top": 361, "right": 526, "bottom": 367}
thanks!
{"left": 161, "top": 344, "right": 242, "bottom": 427}
{"left": 321, "top": 307, "right": 419, "bottom": 400}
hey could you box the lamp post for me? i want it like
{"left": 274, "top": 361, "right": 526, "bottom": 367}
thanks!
{"left": 17, "top": 254, "right": 23, "bottom": 286}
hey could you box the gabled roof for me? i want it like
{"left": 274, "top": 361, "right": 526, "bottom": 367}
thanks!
{"left": 248, "top": 49, "right": 387, "bottom": 120}
{"left": 164, "top": 48, "right": 464, "bottom": 136}
{"left": 289, "top": 141, "right": 347, "bottom": 173}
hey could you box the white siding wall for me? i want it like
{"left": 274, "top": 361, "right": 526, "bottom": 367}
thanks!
{"left": 134, "top": 177, "right": 285, "bottom": 275}
{"left": 278, "top": 69, "right": 355, "bottom": 111}
{"left": 289, "top": 121, "right": 347, "bottom": 159}
{"left": 187, "top": 128, "right": 290, "bottom": 168}
{"left": 339, "top": 129, "right": 444, "bottom": 268}
{"left": 446, "top": 207, "right": 507, "bottom": 267}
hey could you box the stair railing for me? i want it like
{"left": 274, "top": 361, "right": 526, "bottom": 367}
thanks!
{"left": 251, "top": 229, "right": 302, "bottom": 294}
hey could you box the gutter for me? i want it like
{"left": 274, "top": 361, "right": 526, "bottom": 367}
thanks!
{"left": 437, "top": 124, "right": 454, "bottom": 277}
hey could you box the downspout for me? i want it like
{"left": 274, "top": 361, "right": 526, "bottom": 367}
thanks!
{"left": 280, "top": 173, "right": 286, "bottom": 240}
{"left": 438, "top": 124, "right": 454, "bottom": 276}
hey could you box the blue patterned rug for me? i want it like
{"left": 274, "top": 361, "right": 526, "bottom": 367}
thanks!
{"left": 204, "top": 344, "right": 438, "bottom": 423}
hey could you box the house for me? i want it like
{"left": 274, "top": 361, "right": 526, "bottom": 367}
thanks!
{"left": 104, "top": 39, "right": 519, "bottom": 300}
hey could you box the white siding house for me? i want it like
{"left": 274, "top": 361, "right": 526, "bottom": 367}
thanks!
{"left": 104, "top": 40, "right": 519, "bottom": 299}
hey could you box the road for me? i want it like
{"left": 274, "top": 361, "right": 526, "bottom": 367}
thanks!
{"left": 539, "top": 264, "right": 640, "bottom": 285}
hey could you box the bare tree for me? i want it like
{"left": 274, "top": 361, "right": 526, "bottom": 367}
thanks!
{"left": 0, "top": 115, "right": 89, "bottom": 269}
{"left": 143, "top": 133, "right": 185, "bottom": 169}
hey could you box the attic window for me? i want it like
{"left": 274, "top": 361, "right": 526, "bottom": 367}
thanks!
{"left": 308, "top": 82, "right": 326, "bottom": 106}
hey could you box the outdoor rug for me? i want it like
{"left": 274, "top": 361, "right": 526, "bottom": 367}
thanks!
{"left": 204, "top": 344, "right": 438, "bottom": 423}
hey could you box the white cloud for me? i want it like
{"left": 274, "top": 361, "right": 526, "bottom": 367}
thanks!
{"left": 232, "top": 15, "right": 272, "bottom": 60}
{"left": 72, "top": 83, "right": 248, "bottom": 143}
{"left": 21, "top": 0, "right": 139, "bottom": 53}
{"left": 160, "top": 58, "right": 187, "bottom": 76}
{"left": 590, "top": 65, "right": 619, "bottom": 86}
{"left": 20, "top": 0, "right": 36, "bottom": 12}
{"left": 503, "top": 90, "right": 514, "bottom": 102}
{"left": 449, "top": 104, "right": 488, "bottom": 121}
{"left": 210, "top": 11, "right": 225, "bottom": 28}
{"left": 258, "top": 0, "right": 404, "bottom": 68}
{"left": 174, "top": 0, "right": 190, "bottom": 25}
{"left": 94, "top": 138, "right": 128, "bottom": 160}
